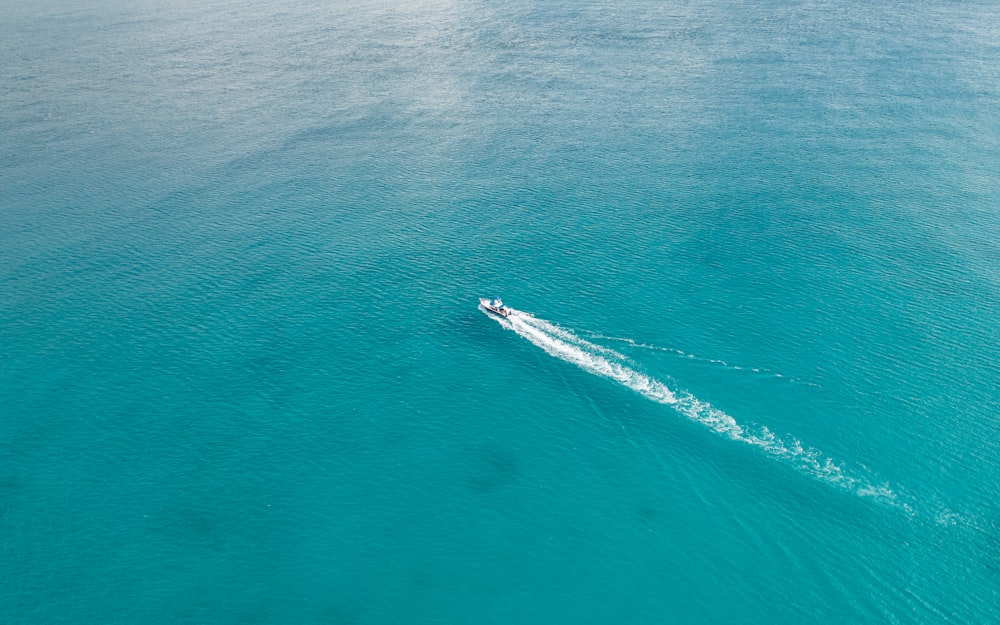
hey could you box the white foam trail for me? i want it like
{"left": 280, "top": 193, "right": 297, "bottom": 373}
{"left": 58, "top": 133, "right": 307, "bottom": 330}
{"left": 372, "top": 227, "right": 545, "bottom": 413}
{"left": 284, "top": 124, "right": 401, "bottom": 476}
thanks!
{"left": 500, "top": 311, "right": 677, "bottom": 404}
{"left": 487, "top": 307, "right": 905, "bottom": 509}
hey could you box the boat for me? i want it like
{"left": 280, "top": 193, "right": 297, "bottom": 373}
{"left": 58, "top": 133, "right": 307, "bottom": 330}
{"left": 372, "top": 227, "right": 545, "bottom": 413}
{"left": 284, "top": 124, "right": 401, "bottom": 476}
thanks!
{"left": 479, "top": 297, "right": 511, "bottom": 317}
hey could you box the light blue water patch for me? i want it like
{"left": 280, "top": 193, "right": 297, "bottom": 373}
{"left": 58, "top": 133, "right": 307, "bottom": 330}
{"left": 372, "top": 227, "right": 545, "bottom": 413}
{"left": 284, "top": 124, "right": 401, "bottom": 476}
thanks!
{"left": 2, "top": 0, "right": 999, "bottom": 623}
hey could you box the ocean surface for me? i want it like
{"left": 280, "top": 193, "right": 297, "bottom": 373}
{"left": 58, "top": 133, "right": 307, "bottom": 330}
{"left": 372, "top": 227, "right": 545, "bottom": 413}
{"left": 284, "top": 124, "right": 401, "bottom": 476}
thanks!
{"left": 2, "top": 0, "right": 999, "bottom": 622}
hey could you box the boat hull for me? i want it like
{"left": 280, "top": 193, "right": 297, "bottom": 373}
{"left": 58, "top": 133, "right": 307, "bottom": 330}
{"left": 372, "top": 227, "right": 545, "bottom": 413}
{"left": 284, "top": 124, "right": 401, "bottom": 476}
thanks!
{"left": 479, "top": 298, "right": 511, "bottom": 317}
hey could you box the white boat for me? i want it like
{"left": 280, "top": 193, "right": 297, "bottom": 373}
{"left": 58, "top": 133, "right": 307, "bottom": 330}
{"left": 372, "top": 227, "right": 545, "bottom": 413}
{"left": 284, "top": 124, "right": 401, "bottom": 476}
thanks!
{"left": 479, "top": 297, "right": 511, "bottom": 317}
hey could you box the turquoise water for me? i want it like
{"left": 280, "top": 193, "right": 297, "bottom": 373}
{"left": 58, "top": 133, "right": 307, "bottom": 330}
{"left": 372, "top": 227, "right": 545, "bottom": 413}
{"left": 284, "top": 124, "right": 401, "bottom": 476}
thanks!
{"left": 2, "top": 0, "right": 999, "bottom": 622}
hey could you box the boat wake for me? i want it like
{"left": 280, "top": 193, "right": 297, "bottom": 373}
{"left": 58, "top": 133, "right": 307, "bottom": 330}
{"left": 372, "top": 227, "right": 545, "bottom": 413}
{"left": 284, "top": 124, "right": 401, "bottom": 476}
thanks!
{"left": 584, "top": 333, "right": 818, "bottom": 386}
{"left": 485, "top": 306, "right": 908, "bottom": 511}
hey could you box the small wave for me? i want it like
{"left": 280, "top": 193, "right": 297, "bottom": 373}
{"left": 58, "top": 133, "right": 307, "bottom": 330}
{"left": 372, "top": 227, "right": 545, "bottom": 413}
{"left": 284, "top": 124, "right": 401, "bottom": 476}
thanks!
{"left": 585, "top": 333, "right": 818, "bottom": 386}
{"left": 486, "top": 307, "right": 905, "bottom": 510}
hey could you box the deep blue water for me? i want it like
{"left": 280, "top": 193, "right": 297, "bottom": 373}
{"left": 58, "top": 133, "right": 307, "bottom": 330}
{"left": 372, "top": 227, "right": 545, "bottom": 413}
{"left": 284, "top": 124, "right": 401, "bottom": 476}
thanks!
{"left": 2, "top": 0, "right": 999, "bottom": 622}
